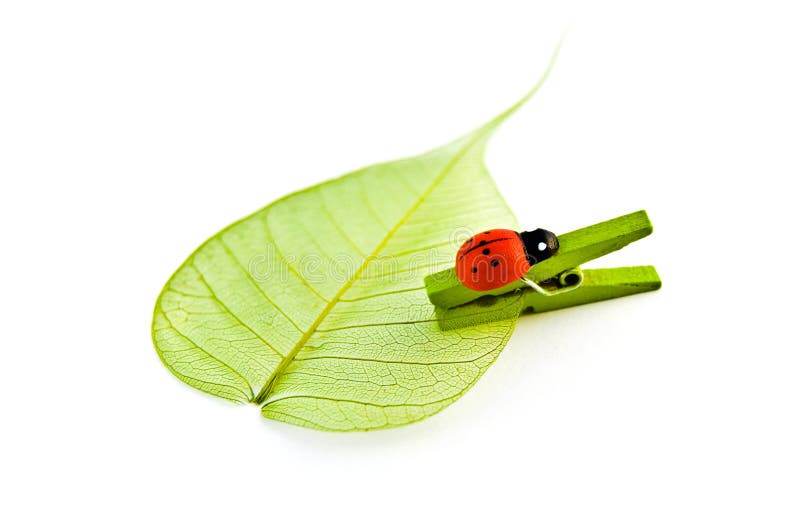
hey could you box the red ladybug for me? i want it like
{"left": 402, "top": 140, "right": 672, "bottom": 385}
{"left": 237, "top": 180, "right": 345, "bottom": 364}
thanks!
{"left": 455, "top": 228, "right": 559, "bottom": 291}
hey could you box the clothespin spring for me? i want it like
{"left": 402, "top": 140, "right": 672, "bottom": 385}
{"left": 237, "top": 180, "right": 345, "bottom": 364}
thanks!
{"left": 520, "top": 268, "right": 584, "bottom": 297}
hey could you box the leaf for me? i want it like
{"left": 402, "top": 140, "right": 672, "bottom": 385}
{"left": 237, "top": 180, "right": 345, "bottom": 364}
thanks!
{"left": 152, "top": 47, "right": 561, "bottom": 431}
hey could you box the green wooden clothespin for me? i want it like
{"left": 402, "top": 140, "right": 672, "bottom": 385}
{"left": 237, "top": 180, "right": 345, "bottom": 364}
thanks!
{"left": 424, "top": 210, "right": 661, "bottom": 314}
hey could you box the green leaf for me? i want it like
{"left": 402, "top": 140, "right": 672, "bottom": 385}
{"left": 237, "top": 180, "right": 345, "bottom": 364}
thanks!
{"left": 152, "top": 47, "right": 561, "bottom": 431}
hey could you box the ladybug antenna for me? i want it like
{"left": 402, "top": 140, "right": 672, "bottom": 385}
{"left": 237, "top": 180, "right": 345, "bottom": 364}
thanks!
{"left": 519, "top": 228, "right": 559, "bottom": 265}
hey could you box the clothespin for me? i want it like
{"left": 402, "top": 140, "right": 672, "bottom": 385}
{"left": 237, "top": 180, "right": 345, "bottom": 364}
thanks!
{"left": 424, "top": 210, "right": 661, "bottom": 314}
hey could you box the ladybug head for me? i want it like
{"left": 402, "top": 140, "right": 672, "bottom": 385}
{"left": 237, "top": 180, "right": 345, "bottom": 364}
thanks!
{"left": 519, "top": 228, "right": 560, "bottom": 265}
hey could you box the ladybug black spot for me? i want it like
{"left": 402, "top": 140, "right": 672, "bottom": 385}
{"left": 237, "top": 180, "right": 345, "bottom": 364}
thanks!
{"left": 491, "top": 260, "right": 500, "bottom": 267}
{"left": 471, "top": 267, "right": 478, "bottom": 273}
{"left": 478, "top": 240, "right": 487, "bottom": 246}
{"left": 482, "top": 248, "right": 490, "bottom": 255}
{"left": 483, "top": 232, "right": 491, "bottom": 235}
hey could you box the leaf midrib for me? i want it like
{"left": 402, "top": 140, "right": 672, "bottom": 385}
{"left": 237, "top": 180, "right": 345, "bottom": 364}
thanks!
{"left": 253, "top": 133, "right": 486, "bottom": 405}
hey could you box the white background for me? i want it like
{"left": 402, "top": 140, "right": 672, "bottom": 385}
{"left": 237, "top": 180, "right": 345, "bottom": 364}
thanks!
{"left": 2, "top": 1, "right": 798, "bottom": 507}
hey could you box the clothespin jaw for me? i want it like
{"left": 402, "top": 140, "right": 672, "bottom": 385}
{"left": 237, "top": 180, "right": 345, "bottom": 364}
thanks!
{"left": 424, "top": 210, "right": 661, "bottom": 311}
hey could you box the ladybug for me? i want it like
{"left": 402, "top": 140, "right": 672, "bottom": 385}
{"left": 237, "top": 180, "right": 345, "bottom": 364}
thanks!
{"left": 455, "top": 228, "right": 559, "bottom": 291}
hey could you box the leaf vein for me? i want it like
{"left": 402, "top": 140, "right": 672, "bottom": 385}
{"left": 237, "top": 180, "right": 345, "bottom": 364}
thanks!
{"left": 158, "top": 309, "right": 254, "bottom": 400}
{"left": 191, "top": 261, "right": 286, "bottom": 359}
{"left": 262, "top": 213, "right": 331, "bottom": 303}
{"left": 217, "top": 237, "right": 305, "bottom": 334}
